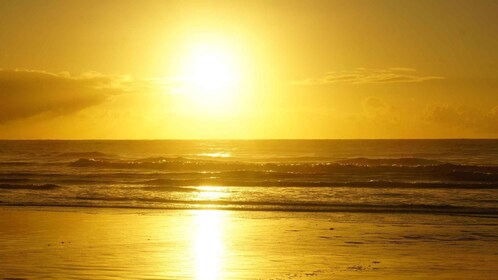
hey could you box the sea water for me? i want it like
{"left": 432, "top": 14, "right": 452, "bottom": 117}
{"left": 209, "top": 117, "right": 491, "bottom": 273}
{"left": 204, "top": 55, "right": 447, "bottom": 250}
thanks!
{"left": 1, "top": 139, "right": 497, "bottom": 215}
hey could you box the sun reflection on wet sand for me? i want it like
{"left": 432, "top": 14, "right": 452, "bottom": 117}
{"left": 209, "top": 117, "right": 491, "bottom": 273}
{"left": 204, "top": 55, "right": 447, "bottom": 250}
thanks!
{"left": 1, "top": 209, "right": 497, "bottom": 279}
{"left": 193, "top": 210, "right": 225, "bottom": 280}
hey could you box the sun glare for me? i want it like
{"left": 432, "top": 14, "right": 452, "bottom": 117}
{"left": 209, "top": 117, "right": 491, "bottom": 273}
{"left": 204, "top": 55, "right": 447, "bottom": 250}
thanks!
{"left": 191, "top": 51, "right": 235, "bottom": 92}
{"left": 179, "top": 42, "right": 241, "bottom": 110}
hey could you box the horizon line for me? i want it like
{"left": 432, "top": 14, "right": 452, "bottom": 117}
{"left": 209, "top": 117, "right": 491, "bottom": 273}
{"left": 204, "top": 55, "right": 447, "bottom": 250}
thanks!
{"left": 0, "top": 138, "right": 498, "bottom": 141}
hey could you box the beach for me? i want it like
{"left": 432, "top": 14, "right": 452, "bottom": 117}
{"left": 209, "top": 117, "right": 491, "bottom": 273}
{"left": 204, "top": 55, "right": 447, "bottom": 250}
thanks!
{"left": 1, "top": 206, "right": 497, "bottom": 279}
{"left": 1, "top": 140, "right": 498, "bottom": 279}
{"left": 2, "top": 0, "right": 498, "bottom": 278}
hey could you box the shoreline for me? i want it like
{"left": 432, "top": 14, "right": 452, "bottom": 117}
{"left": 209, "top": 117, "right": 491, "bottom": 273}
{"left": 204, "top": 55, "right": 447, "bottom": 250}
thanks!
{"left": 1, "top": 204, "right": 497, "bottom": 218}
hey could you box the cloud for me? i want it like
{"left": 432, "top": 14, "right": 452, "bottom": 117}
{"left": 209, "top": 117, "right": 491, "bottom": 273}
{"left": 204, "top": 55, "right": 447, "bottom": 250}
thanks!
{"left": 0, "top": 69, "right": 132, "bottom": 122}
{"left": 424, "top": 104, "right": 498, "bottom": 133}
{"left": 294, "top": 67, "right": 444, "bottom": 85}
{"left": 361, "top": 96, "right": 400, "bottom": 124}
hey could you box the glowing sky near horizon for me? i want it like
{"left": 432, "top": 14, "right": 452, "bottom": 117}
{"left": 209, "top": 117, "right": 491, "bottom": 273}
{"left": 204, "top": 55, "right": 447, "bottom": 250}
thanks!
{"left": 0, "top": 0, "right": 497, "bottom": 139}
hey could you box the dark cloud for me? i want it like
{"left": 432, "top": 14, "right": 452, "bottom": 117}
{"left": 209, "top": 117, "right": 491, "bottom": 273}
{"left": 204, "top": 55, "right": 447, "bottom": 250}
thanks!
{"left": 0, "top": 69, "right": 129, "bottom": 122}
{"left": 295, "top": 67, "right": 444, "bottom": 85}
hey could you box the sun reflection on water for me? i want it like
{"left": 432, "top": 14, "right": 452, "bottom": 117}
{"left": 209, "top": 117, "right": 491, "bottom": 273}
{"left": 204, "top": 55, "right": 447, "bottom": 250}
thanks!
{"left": 197, "top": 152, "right": 231, "bottom": 158}
{"left": 195, "top": 186, "right": 229, "bottom": 200}
{"left": 193, "top": 210, "right": 225, "bottom": 280}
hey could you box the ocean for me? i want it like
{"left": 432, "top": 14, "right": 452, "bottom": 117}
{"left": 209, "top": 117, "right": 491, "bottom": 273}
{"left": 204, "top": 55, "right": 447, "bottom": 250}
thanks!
{"left": 1, "top": 139, "right": 498, "bottom": 279}
{"left": 1, "top": 139, "right": 497, "bottom": 216}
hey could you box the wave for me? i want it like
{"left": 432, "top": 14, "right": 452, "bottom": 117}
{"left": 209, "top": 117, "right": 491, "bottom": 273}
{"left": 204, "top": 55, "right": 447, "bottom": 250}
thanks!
{"left": 68, "top": 157, "right": 498, "bottom": 185}
{"left": 0, "top": 183, "right": 60, "bottom": 190}
{"left": 447, "top": 171, "right": 498, "bottom": 182}
{"left": 4, "top": 199, "right": 497, "bottom": 216}
{"left": 4, "top": 171, "right": 498, "bottom": 190}
{"left": 53, "top": 151, "right": 113, "bottom": 159}
{"left": 136, "top": 178, "right": 498, "bottom": 189}
{"left": 69, "top": 157, "right": 241, "bottom": 170}
{"left": 0, "top": 161, "right": 32, "bottom": 166}
{"left": 141, "top": 186, "right": 199, "bottom": 192}
{"left": 69, "top": 156, "right": 498, "bottom": 171}
{"left": 1, "top": 176, "right": 496, "bottom": 189}
{"left": 0, "top": 178, "right": 31, "bottom": 183}
{"left": 336, "top": 157, "right": 445, "bottom": 166}
{"left": 138, "top": 178, "right": 490, "bottom": 189}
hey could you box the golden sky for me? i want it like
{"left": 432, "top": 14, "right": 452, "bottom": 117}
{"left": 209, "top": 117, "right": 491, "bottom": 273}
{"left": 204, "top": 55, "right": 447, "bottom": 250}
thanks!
{"left": 1, "top": 0, "right": 497, "bottom": 139}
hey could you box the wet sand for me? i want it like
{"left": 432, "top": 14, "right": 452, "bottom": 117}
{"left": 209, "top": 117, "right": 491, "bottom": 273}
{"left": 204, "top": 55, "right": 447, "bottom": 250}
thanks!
{"left": 0, "top": 207, "right": 497, "bottom": 279}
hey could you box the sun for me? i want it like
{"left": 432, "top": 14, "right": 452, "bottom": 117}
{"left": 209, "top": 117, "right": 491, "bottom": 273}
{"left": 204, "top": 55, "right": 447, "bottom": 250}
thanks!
{"left": 180, "top": 42, "right": 241, "bottom": 110}
{"left": 191, "top": 50, "right": 235, "bottom": 92}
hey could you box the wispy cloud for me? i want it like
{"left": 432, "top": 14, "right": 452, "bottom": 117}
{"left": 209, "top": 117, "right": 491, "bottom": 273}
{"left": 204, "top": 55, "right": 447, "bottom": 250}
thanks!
{"left": 0, "top": 69, "right": 132, "bottom": 122}
{"left": 294, "top": 67, "right": 445, "bottom": 85}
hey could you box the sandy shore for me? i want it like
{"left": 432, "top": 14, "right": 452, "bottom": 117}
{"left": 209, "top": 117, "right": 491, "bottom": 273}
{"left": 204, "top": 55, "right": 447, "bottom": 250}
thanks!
{"left": 0, "top": 206, "right": 497, "bottom": 279}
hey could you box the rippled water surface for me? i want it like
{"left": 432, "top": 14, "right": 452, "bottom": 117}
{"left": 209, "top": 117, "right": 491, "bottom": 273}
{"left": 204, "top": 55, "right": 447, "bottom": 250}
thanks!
{"left": 1, "top": 140, "right": 498, "bottom": 215}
